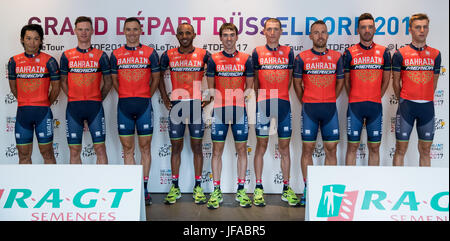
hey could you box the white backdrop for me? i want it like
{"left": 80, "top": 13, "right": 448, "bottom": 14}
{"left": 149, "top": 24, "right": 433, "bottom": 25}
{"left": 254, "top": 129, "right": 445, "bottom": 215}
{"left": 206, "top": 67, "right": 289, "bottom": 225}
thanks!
{"left": 1, "top": 0, "right": 448, "bottom": 194}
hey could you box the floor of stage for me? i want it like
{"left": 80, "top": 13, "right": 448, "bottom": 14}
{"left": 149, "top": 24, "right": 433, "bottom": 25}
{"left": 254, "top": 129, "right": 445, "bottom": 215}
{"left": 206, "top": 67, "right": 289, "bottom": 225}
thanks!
{"left": 146, "top": 193, "right": 305, "bottom": 221}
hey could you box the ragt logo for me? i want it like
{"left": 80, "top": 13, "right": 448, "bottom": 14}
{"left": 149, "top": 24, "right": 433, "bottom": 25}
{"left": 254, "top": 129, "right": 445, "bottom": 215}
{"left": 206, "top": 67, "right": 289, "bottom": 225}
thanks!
{"left": 317, "top": 185, "right": 358, "bottom": 221}
{"left": 316, "top": 185, "right": 449, "bottom": 221}
{"left": 0, "top": 188, "right": 132, "bottom": 209}
{"left": 0, "top": 188, "right": 134, "bottom": 221}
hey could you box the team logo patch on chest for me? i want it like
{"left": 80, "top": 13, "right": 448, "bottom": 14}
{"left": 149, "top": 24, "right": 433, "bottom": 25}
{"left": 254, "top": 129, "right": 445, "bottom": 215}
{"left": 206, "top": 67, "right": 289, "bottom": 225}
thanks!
{"left": 217, "top": 76, "right": 244, "bottom": 90}
{"left": 309, "top": 75, "right": 334, "bottom": 88}
{"left": 406, "top": 71, "right": 434, "bottom": 85}
{"left": 119, "top": 69, "right": 147, "bottom": 83}
{"left": 356, "top": 70, "right": 381, "bottom": 83}
{"left": 71, "top": 73, "right": 96, "bottom": 87}
{"left": 19, "top": 78, "right": 43, "bottom": 93}
{"left": 262, "top": 70, "right": 289, "bottom": 84}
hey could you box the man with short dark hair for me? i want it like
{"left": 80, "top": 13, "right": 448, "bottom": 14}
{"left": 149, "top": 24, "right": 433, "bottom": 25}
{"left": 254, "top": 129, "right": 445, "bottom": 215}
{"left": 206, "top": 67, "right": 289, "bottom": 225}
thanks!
{"left": 159, "top": 23, "right": 211, "bottom": 205}
{"left": 60, "top": 16, "right": 112, "bottom": 164}
{"left": 8, "top": 24, "right": 60, "bottom": 164}
{"left": 392, "top": 13, "right": 441, "bottom": 166}
{"left": 110, "top": 17, "right": 160, "bottom": 205}
{"left": 293, "top": 20, "right": 344, "bottom": 206}
{"left": 206, "top": 23, "right": 254, "bottom": 209}
{"left": 343, "top": 13, "right": 392, "bottom": 166}
{"left": 251, "top": 18, "right": 299, "bottom": 207}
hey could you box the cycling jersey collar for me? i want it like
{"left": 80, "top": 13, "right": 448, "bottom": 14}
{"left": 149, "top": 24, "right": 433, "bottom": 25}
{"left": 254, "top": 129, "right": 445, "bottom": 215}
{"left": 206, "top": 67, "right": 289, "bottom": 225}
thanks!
{"left": 125, "top": 44, "right": 142, "bottom": 51}
{"left": 24, "top": 51, "right": 40, "bottom": 58}
{"left": 265, "top": 44, "right": 281, "bottom": 51}
{"left": 222, "top": 50, "right": 239, "bottom": 58}
{"left": 409, "top": 43, "right": 427, "bottom": 51}
{"left": 178, "top": 47, "right": 196, "bottom": 54}
{"left": 311, "top": 48, "right": 328, "bottom": 56}
{"left": 76, "top": 46, "right": 93, "bottom": 53}
{"left": 359, "top": 42, "right": 374, "bottom": 50}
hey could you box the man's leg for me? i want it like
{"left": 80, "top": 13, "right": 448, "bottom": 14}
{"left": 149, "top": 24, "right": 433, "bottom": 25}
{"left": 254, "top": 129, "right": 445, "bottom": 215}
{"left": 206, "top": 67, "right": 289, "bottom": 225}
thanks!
{"left": 367, "top": 142, "right": 381, "bottom": 166}
{"left": 191, "top": 137, "right": 206, "bottom": 204}
{"left": 38, "top": 143, "right": 56, "bottom": 164}
{"left": 323, "top": 141, "right": 338, "bottom": 166}
{"left": 120, "top": 135, "right": 135, "bottom": 165}
{"left": 170, "top": 139, "right": 184, "bottom": 180}
{"left": 93, "top": 143, "right": 108, "bottom": 164}
{"left": 235, "top": 141, "right": 248, "bottom": 182}
{"left": 191, "top": 137, "right": 204, "bottom": 179}
{"left": 279, "top": 137, "right": 300, "bottom": 207}
{"left": 278, "top": 138, "right": 291, "bottom": 184}
{"left": 211, "top": 141, "right": 225, "bottom": 183}
{"left": 418, "top": 140, "right": 432, "bottom": 167}
{"left": 164, "top": 138, "right": 183, "bottom": 205}
{"left": 138, "top": 135, "right": 152, "bottom": 178}
{"left": 254, "top": 137, "right": 268, "bottom": 182}
{"left": 345, "top": 142, "right": 360, "bottom": 165}
{"left": 17, "top": 144, "right": 32, "bottom": 164}
{"left": 393, "top": 141, "right": 409, "bottom": 166}
{"left": 69, "top": 145, "right": 82, "bottom": 164}
{"left": 300, "top": 142, "right": 316, "bottom": 181}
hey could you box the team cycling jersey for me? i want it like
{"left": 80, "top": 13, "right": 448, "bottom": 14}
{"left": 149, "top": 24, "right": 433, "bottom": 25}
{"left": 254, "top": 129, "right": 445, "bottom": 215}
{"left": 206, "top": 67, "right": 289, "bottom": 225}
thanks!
{"left": 294, "top": 48, "right": 344, "bottom": 103}
{"left": 8, "top": 51, "right": 60, "bottom": 107}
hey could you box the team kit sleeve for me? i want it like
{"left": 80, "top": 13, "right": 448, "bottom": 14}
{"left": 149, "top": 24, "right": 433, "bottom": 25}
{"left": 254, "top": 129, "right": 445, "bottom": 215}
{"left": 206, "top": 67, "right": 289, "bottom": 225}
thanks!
{"left": 244, "top": 56, "right": 254, "bottom": 77}
{"left": 293, "top": 55, "right": 304, "bottom": 78}
{"left": 7, "top": 57, "right": 16, "bottom": 80}
{"left": 391, "top": 50, "right": 403, "bottom": 72}
{"left": 203, "top": 50, "right": 211, "bottom": 66}
{"left": 159, "top": 51, "right": 170, "bottom": 72}
{"left": 47, "top": 57, "right": 60, "bottom": 81}
{"left": 206, "top": 57, "right": 216, "bottom": 77}
{"left": 288, "top": 47, "right": 294, "bottom": 69}
{"left": 336, "top": 55, "right": 344, "bottom": 79}
{"left": 59, "top": 52, "right": 69, "bottom": 76}
{"left": 383, "top": 48, "right": 392, "bottom": 71}
{"left": 343, "top": 49, "right": 352, "bottom": 73}
{"left": 434, "top": 52, "right": 442, "bottom": 74}
{"left": 110, "top": 52, "right": 118, "bottom": 74}
{"left": 149, "top": 50, "right": 160, "bottom": 73}
{"left": 251, "top": 48, "right": 260, "bottom": 70}
{"left": 99, "top": 52, "right": 111, "bottom": 75}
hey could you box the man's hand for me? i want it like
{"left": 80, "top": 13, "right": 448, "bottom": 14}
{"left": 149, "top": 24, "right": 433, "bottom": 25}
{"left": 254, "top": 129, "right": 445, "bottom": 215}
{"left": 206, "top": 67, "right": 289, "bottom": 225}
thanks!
{"left": 162, "top": 97, "right": 172, "bottom": 110}
{"left": 202, "top": 96, "right": 214, "bottom": 108}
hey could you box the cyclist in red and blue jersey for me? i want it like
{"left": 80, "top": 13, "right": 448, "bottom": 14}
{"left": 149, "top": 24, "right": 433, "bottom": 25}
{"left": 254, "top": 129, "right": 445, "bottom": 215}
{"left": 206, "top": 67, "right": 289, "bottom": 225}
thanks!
{"left": 206, "top": 23, "right": 254, "bottom": 209}
{"left": 251, "top": 18, "right": 299, "bottom": 207}
{"left": 392, "top": 13, "right": 441, "bottom": 167}
{"left": 159, "top": 23, "right": 211, "bottom": 205}
{"left": 60, "top": 16, "right": 112, "bottom": 165}
{"left": 110, "top": 17, "right": 160, "bottom": 205}
{"left": 8, "top": 24, "right": 60, "bottom": 164}
{"left": 293, "top": 20, "right": 344, "bottom": 206}
{"left": 343, "top": 13, "right": 392, "bottom": 166}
